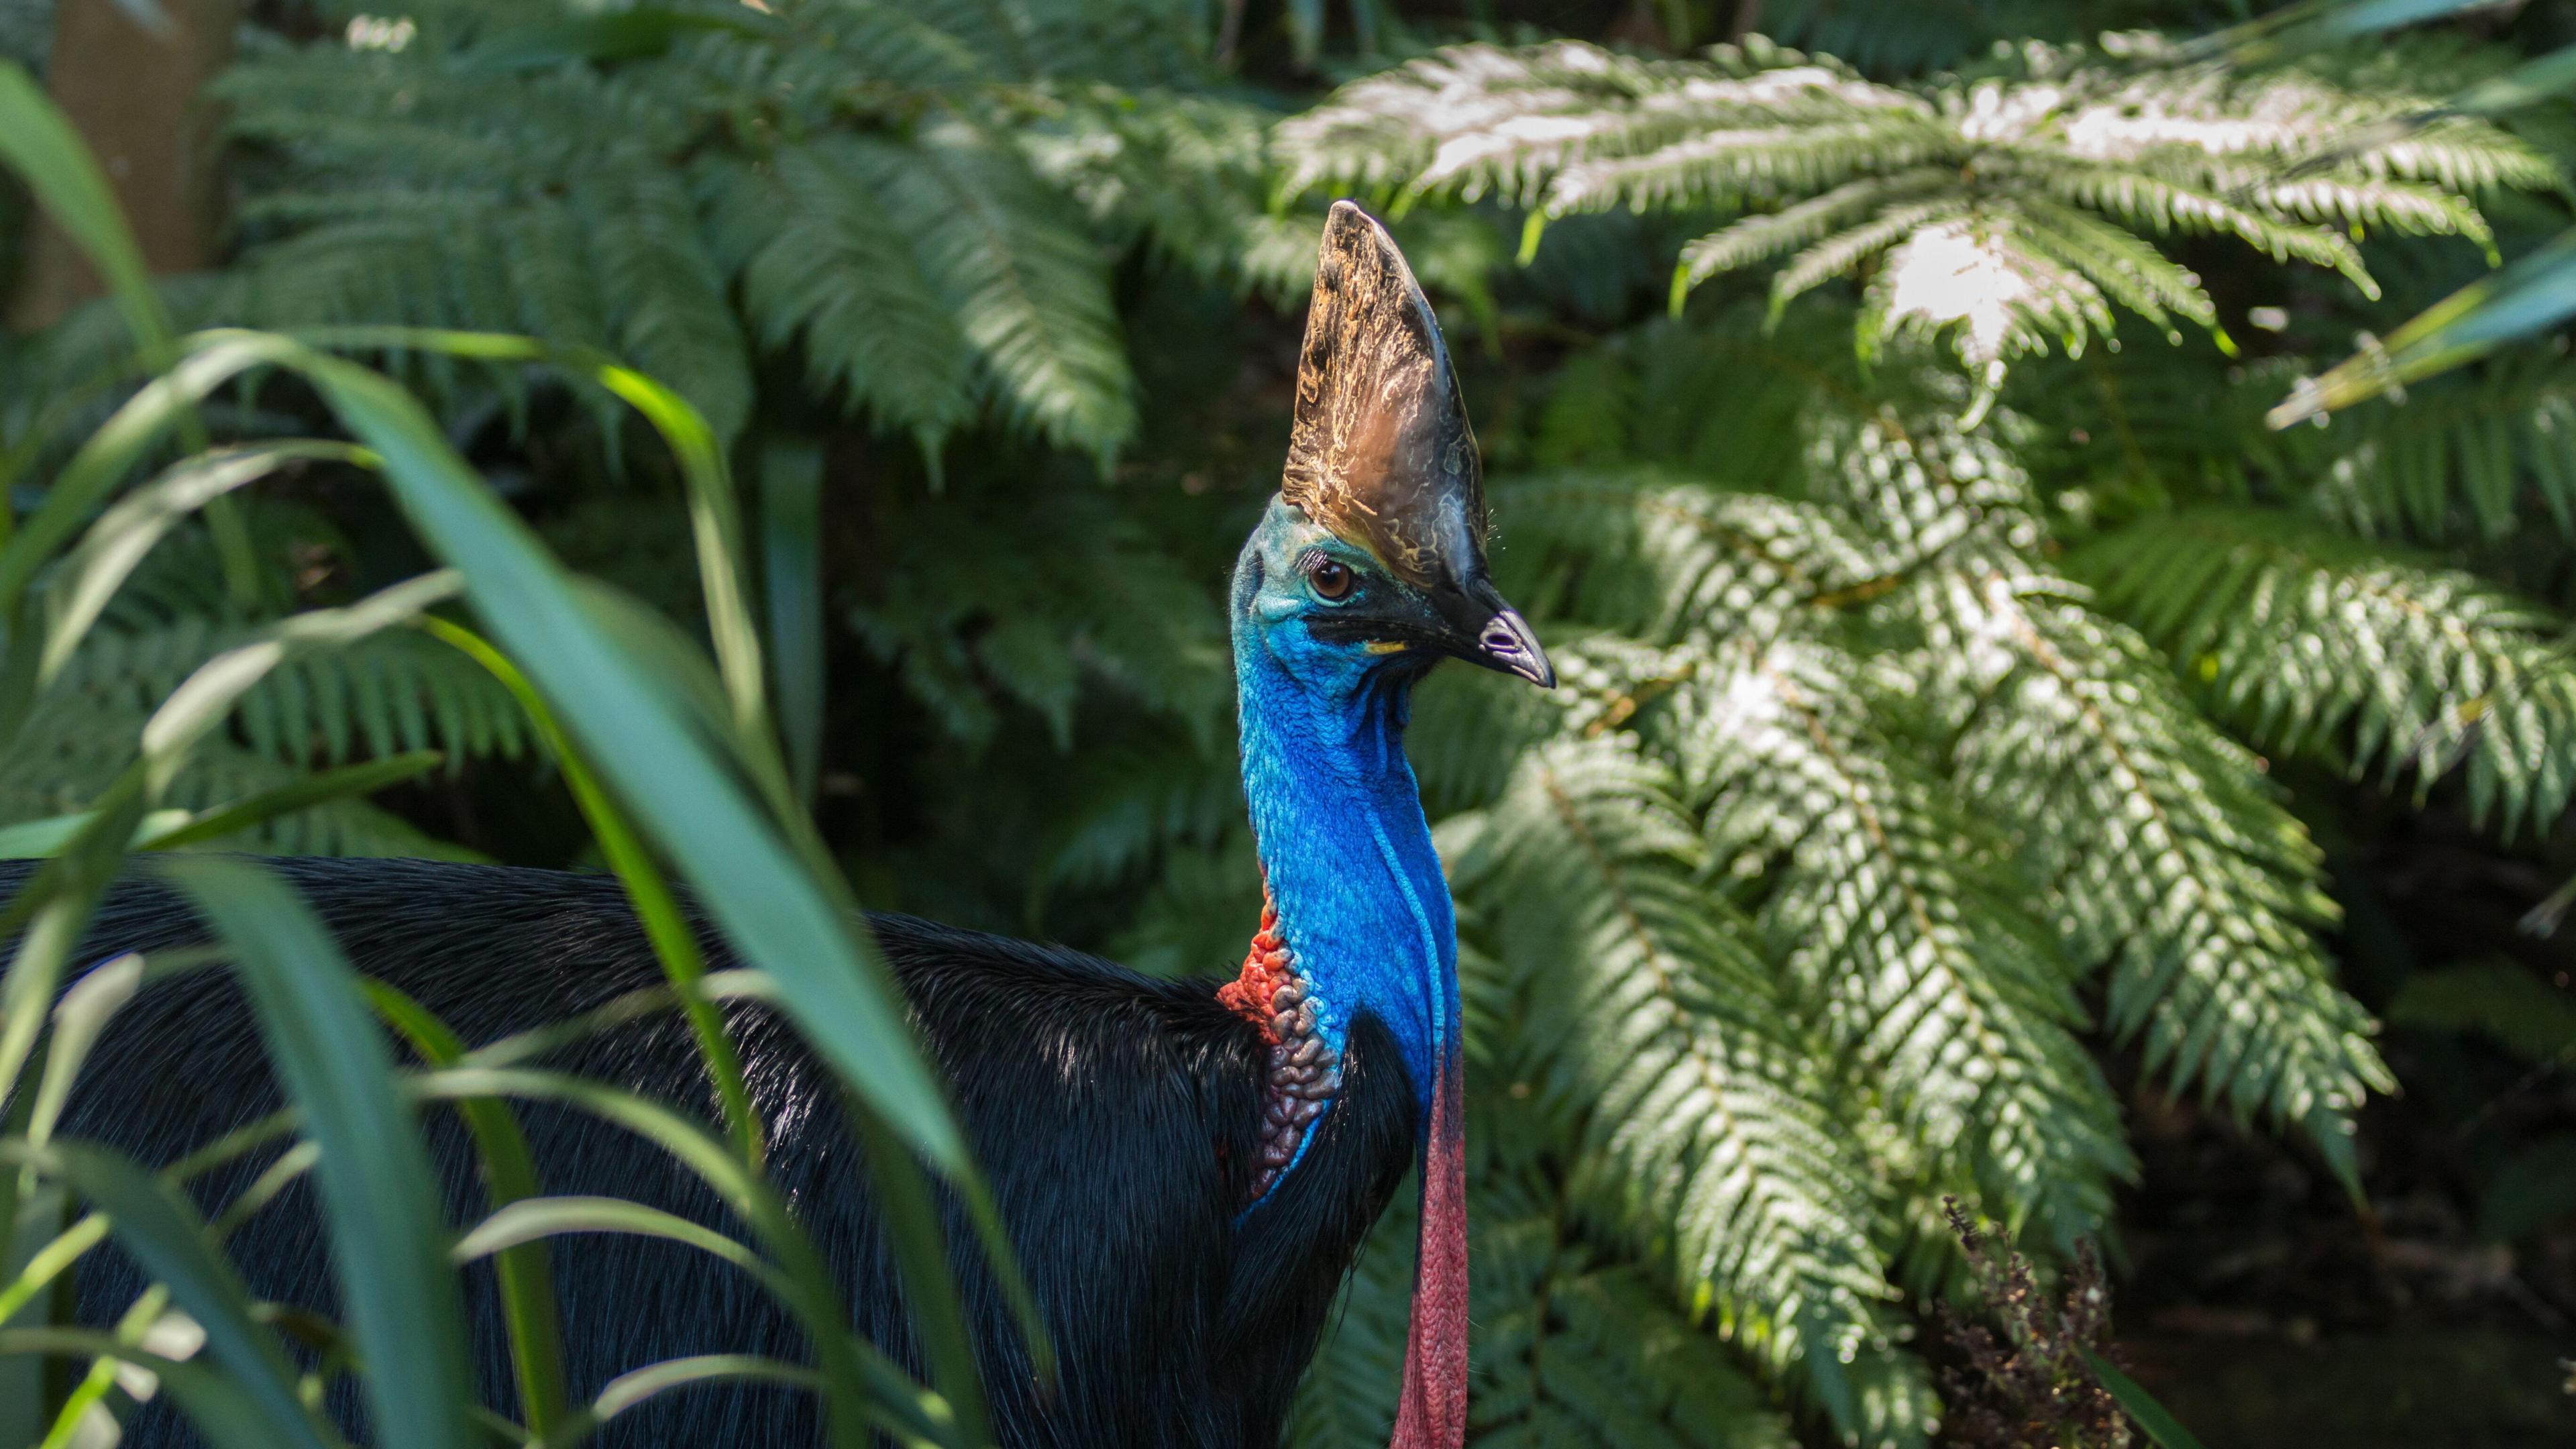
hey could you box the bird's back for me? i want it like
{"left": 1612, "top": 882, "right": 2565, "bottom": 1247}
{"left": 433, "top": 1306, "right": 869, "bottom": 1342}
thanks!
{"left": 24, "top": 857, "right": 1417, "bottom": 1448}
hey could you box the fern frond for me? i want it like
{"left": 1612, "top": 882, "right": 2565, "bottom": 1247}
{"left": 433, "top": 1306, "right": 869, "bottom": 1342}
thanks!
{"left": 580, "top": 155, "right": 753, "bottom": 442}
{"left": 2073, "top": 507, "right": 2576, "bottom": 840}
{"left": 1682, "top": 640, "right": 2131, "bottom": 1236}
{"left": 2297, "top": 354, "right": 2576, "bottom": 541}
{"left": 1951, "top": 581, "right": 2390, "bottom": 1161}
{"left": 702, "top": 140, "right": 978, "bottom": 451}
{"left": 892, "top": 123, "right": 1138, "bottom": 464}
{"left": 1497, "top": 473, "right": 1885, "bottom": 645}
{"left": 1676, "top": 170, "right": 1953, "bottom": 290}
{"left": 37, "top": 619, "right": 529, "bottom": 770}
{"left": 1279, "top": 36, "right": 2551, "bottom": 384}
{"left": 1448, "top": 739, "right": 1890, "bottom": 1389}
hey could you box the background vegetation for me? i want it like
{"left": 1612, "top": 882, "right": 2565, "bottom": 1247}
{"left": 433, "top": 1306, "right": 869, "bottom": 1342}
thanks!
{"left": 4, "top": 1, "right": 2576, "bottom": 1446}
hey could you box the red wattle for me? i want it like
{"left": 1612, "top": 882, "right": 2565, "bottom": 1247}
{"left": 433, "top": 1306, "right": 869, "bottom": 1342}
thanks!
{"left": 1391, "top": 1057, "right": 1467, "bottom": 1449}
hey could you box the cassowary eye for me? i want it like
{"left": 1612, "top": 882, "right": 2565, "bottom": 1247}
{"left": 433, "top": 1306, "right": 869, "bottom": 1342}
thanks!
{"left": 1309, "top": 559, "right": 1355, "bottom": 600}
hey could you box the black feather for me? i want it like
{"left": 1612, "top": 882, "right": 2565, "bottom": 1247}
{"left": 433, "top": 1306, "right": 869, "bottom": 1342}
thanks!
{"left": 13, "top": 857, "right": 1417, "bottom": 1448}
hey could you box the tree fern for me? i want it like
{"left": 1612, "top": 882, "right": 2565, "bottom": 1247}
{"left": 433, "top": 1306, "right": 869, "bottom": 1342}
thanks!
{"left": 138, "top": 0, "right": 1277, "bottom": 465}
{"left": 1951, "top": 580, "right": 2390, "bottom": 1166}
{"left": 1444, "top": 738, "right": 1891, "bottom": 1396}
{"left": 1683, "top": 640, "right": 2132, "bottom": 1236}
{"left": 0, "top": 498, "right": 529, "bottom": 855}
{"left": 1280, "top": 35, "right": 2554, "bottom": 381}
{"left": 2072, "top": 506, "right": 2576, "bottom": 840}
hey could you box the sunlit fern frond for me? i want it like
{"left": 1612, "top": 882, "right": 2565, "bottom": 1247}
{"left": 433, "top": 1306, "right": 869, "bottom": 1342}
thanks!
{"left": 1678, "top": 639, "right": 2131, "bottom": 1238}
{"left": 1949, "top": 578, "right": 2390, "bottom": 1177}
{"left": 2072, "top": 506, "right": 2576, "bottom": 841}
{"left": 1496, "top": 472, "right": 1886, "bottom": 646}
{"left": 1280, "top": 36, "right": 2555, "bottom": 380}
{"left": 1444, "top": 738, "right": 1891, "bottom": 1399}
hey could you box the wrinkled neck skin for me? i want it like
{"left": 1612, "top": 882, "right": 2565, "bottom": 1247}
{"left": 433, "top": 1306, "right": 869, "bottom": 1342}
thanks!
{"left": 1230, "top": 539, "right": 1458, "bottom": 1130}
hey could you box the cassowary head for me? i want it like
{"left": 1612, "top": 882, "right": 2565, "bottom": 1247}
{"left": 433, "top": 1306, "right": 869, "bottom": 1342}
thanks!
{"left": 1236, "top": 201, "right": 1553, "bottom": 696}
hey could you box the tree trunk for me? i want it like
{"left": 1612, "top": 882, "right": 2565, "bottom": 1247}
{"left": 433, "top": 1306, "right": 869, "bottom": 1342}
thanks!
{"left": 10, "top": 0, "right": 241, "bottom": 329}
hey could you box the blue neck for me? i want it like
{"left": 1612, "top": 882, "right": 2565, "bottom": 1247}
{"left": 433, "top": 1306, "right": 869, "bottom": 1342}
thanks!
{"left": 1233, "top": 617, "right": 1456, "bottom": 1121}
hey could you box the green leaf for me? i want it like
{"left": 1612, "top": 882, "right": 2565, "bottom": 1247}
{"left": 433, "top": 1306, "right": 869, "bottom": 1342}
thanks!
{"left": 2277, "top": 228, "right": 2576, "bottom": 422}
{"left": 0, "top": 1326, "right": 317, "bottom": 1449}
{"left": 0, "top": 63, "right": 172, "bottom": 364}
{"left": 160, "top": 855, "right": 477, "bottom": 1449}
{"left": 0, "top": 1140, "right": 330, "bottom": 1449}
{"left": 138, "top": 752, "right": 445, "bottom": 852}
{"left": 2082, "top": 1349, "right": 2210, "bottom": 1449}
{"left": 762, "top": 438, "right": 826, "bottom": 810}
{"left": 40, "top": 442, "right": 370, "bottom": 686}
{"left": 536, "top": 1355, "right": 820, "bottom": 1449}
{"left": 215, "top": 331, "right": 963, "bottom": 1179}
{"left": 368, "top": 981, "right": 571, "bottom": 1439}
{"left": 452, "top": 1195, "right": 767, "bottom": 1281}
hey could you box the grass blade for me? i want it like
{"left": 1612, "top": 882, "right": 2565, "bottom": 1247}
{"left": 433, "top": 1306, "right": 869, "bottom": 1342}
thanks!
{"left": 2083, "top": 1350, "right": 2210, "bottom": 1449}
{"left": 138, "top": 573, "right": 463, "bottom": 794}
{"left": 160, "top": 855, "right": 476, "bottom": 1449}
{"left": 136, "top": 752, "right": 446, "bottom": 853}
{"left": 412, "top": 1065, "right": 960, "bottom": 1449}
{"left": 453, "top": 1196, "right": 765, "bottom": 1279}
{"left": 0, "top": 64, "right": 172, "bottom": 364}
{"left": 534, "top": 1354, "right": 818, "bottom": 1449}
{"left": 0, "top": 1140, "right": 328, "bottom": 1449}
{"left": 367, "top": 981, "right": 570, "bottom": 1441}
{"left": 0, "top": 1326, "right": 316, "bottom": 1449}
{"left": 252, "top": 334, "right": 965, "bottom": 1173}
{"left": 41, "top": 441, "right": 371, "bottom": 684}
{"left": 423, "top": 619, "right": 762, "bottom": 1165}
{"left": 761, "top": 437, "right": 826, "bottom": 810}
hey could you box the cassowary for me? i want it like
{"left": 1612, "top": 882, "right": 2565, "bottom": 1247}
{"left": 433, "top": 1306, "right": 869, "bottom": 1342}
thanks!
{"left": 21, "top": 201, "right": 1554, "bottom": 1448}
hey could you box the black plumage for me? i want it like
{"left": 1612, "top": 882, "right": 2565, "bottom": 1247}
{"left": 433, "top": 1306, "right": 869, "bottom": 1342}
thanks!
{"left": 15, "top": 856, "right": 1418, "bottom": 1448}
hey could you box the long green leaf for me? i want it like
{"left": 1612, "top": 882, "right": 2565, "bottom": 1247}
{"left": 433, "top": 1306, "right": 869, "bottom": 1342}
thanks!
{"left": 413, "top": 1065, "right": 958, "bottom": 1449}
{"left": 534, "top": 1354, "right": 820, "bottom": 1449}
{"left": 423, "top": 619, "right": 762, "bottom": 1165}
{"left": 0, "top": 1325, "right": 313, "bottom": 1449}
{"left": 453, "top": 1196, "right": 767, "bottom": 1281}
{"left": 2082, "top": 1350, "right": 2210, "bottom": 1449}
{"left": 138, "top": 573, "right": 464, "bottom": 794}
{"left": 368, "top": 981, "right": 570, "bottom": 1440}
{"left": 136, "top": 753, "right": 447, "bottom": 853}
{"left": 235, "top": 332, "right": 961, "bottom": 1167}
{"left": 0, "top": 64, "right": 172, "bottom": 364}
{"left": 42, "top": 441, "right": 372, "bottom": 684}
{"left": 160, "top": 855, "right": 476, "bottom": 1449}
{"left": 2275, "top": 229, "right": 2576, "bottom": 422}
{"left": 0, "top": 1140, "right": 329, "bottom": 1449}
{"left": 761, "top": 437, "right": 826, "bottom": 809}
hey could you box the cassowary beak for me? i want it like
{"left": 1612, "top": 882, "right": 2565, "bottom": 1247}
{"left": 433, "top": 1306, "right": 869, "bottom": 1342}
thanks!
{"left": 1436, "top": 574, "right": 1554, "bottom": 688}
